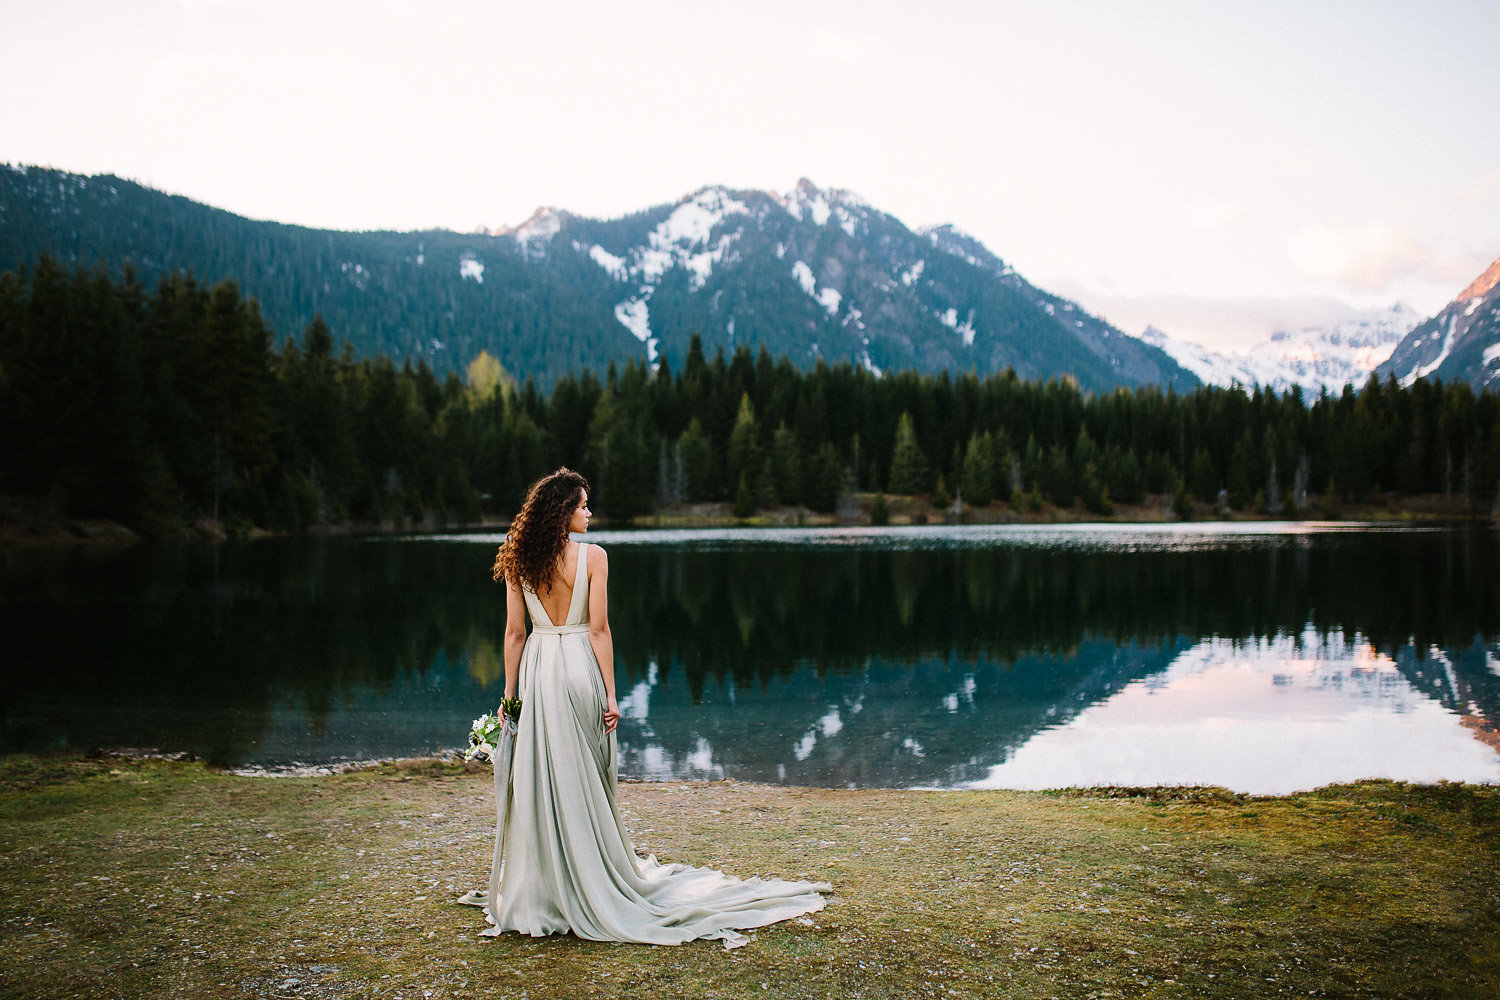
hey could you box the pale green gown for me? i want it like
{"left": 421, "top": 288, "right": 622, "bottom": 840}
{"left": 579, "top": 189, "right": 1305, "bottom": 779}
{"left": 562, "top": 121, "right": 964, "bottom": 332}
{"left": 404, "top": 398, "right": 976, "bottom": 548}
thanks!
{"left": 460, "top": 542, "right": 830, "bottom": 947}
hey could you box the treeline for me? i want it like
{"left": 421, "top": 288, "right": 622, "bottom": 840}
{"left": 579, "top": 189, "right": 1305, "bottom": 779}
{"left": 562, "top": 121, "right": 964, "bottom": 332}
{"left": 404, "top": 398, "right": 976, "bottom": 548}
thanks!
{"left": 2, "top": 258, "right": 1499, "bottom": 533}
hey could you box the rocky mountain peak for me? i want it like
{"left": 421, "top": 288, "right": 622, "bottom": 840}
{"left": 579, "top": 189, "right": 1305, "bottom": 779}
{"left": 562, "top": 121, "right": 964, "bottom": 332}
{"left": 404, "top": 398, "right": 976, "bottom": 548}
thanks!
{"left": 1377, "top": 254, "right": 1500, "bottom": 389}
{"left": 1457, "top": 255, "right": 1500, "bottom": 302}
{"left": 496, "top": 206, "right": 570, "bottom": 254}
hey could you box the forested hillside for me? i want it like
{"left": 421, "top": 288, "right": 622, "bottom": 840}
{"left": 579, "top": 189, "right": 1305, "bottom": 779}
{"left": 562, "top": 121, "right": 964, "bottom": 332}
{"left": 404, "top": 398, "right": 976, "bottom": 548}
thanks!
{"left": 0, "top": 166, "right": 1194, "bottom": 391}
{"left": 3, "top": 261, "right": 1497, "bottom": 535}
{"left": 0, "top": 166, "right": 644, "bottom": 384}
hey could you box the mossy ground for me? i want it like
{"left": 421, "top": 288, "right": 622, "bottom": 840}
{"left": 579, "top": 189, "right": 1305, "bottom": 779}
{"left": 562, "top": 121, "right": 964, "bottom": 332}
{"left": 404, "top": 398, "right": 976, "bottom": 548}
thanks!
{"left": 1, "top": 755, "right": 1496, "bottom": 999}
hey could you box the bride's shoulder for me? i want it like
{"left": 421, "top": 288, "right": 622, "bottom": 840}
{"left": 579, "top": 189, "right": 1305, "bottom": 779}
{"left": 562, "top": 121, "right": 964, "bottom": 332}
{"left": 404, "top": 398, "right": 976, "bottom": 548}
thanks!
{"left": 584, "top": 541, "right": 608, "bottom": 569}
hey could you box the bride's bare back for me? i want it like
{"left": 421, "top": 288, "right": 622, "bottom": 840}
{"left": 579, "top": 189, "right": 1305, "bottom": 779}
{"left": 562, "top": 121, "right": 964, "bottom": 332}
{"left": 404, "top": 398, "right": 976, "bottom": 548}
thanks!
{"left": 532, "top": 542, "right": 581, "bottom": 626}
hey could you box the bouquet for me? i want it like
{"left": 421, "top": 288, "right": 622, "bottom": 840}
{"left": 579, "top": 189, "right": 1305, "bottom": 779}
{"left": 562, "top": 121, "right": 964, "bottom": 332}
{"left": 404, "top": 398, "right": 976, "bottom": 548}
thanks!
{"left": 464, "top": 698, "right": 522, "bottom": 762}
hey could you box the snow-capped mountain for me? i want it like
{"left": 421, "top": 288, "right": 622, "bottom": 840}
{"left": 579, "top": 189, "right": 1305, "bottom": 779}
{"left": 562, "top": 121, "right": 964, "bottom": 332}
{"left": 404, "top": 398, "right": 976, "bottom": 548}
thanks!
{"left": 1137, "top": 303, "right": 1423, "bottom": 395}
{"left": 0, "top": 166, "right": 1196, "bottom": 389}
{"left": 1378, "top": 256, "right": 1500, "bottom": 390}
{"left": 526, "top": 178, "right": 1195, "bottom": 390}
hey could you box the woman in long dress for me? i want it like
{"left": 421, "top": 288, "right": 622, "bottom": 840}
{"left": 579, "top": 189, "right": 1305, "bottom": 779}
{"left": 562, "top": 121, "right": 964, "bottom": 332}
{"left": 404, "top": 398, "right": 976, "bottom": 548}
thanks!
{"left": 460, "top": 468, "right": 829, "bottom": 947}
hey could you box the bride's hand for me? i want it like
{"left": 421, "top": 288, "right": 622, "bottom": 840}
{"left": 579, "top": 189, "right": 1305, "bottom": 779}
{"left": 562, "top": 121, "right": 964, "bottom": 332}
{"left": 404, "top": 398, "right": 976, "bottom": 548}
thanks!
{"left": 603, "top": 695, "right": 620, "bottom": 734}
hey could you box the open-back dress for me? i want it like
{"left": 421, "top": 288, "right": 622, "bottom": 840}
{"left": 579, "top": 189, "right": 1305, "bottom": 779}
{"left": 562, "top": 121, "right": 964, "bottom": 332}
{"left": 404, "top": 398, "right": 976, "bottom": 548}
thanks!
{"left": 459, "top": 542, "right": 830, "bottom": 947}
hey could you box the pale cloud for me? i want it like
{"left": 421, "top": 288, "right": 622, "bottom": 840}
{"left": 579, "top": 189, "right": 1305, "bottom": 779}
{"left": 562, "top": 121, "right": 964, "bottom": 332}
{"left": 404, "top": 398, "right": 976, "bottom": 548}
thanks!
{"left": 1287, "top": 222, "right": 1493, "bottom": 303}
{"left": 1461, "top": 168, "right": 1500, "bottom": 208}
{"left": 806, "top": 28, "right": 880, "bottom": 64}
{"left": 1182, "top": 198, "right": 1243, "bottom": 230}
{"left": 1287, "top": 223, "right": 1438, "bottom": 295}
{"left": 1049, "top": 281, "right": 1375, "bottom": 352}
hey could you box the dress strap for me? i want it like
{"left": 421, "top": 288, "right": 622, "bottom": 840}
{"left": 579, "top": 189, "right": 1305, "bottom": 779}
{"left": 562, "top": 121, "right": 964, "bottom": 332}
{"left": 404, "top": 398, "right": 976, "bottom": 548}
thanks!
{"left": 566, "top": 542, "right": 589, "bottom": 624}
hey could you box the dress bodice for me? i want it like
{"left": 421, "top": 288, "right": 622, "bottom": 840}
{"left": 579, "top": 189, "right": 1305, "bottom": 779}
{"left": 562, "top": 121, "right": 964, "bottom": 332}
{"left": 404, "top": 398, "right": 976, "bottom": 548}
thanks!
{"left": 522, "top": 542, "right": 589, "bottom": 629}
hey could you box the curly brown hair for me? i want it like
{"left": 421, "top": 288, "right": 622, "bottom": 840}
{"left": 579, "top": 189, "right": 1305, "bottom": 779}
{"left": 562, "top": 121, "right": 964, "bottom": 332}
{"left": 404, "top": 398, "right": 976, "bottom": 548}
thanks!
{"left": 492, "top": 468, "right": 589, "bottom": 592}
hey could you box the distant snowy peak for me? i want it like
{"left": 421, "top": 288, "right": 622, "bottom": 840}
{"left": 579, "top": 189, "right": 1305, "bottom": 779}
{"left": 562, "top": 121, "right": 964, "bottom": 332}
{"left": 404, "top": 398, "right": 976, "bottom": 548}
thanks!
{"left": 1142, "top": 304, "right": 1422, "bottom": 395}
{"left": 1140, "top": 326, "right": 1254, "bottom": 389}
{"left": 1379, "top": 254, "right": 1500, "bottom": 390}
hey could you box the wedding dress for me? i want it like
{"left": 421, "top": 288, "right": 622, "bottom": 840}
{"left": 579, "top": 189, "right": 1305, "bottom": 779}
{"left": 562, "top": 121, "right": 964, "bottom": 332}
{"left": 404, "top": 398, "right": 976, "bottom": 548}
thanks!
{"left": 459, "top": 542, "right": 829, "bottom": 947}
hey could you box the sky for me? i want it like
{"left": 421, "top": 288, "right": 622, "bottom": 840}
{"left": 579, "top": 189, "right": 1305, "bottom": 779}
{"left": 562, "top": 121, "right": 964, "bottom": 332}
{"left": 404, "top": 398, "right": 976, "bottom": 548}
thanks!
{"left": 3, "top": 0, "right": 1498, "bottom": 350}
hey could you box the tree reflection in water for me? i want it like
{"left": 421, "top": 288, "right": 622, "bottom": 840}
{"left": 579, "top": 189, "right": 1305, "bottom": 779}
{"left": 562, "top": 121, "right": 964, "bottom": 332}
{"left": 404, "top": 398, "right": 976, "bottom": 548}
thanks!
{"left": 1, "top": 524, "right": 1496, "bottom": 788}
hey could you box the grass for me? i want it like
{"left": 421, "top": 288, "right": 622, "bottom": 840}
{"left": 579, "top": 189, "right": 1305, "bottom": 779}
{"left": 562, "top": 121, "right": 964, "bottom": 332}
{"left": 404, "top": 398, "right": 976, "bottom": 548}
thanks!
{"left": 1, "top": 755, "right": 1497, "bottom": 999}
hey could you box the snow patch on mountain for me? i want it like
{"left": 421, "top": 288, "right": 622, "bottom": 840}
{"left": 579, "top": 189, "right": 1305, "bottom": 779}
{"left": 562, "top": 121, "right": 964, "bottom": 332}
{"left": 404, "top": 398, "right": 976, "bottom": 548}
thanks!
{"left": 586, "top": 244, "right": 627, "bottom": 281}
{"left": 459, "top": 255, "right": 484, "bottom": 284}
{"left": 593, "top": 187, "right": 750, "bottom": 291}
{"left": 791, "top": 260, "right": 841, "bottom": 315}
{"left": 783, "top": 187, "right": 830, "bottom": 226}
{"left": 807, "top": 195, "right": 831, "bottom": 226}
{"left": 1406, "top": 316, "right": 1457, "bottom": 383}
{"left": 938, "top": 306, "right": 977, "bottom": 346}
{"left": 833, "top": 205, "right": 860, "bottom": 237}
{"left": 614, "top": 297, "right": 658, "bottom": 365}
{"left": 791, "top": 260, "right": 817, "bottom": 296}
{"left": 656, "top": 188, "right": 748, "bottom": 248}
{"left": 901, "top": 259, "right": 925, "bottom": 286}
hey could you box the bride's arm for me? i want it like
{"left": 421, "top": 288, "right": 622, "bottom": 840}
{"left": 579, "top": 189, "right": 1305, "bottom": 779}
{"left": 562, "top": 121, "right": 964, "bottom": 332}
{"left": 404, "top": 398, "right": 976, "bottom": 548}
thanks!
{"left": 502, "top": 576, "right": 526, "bottom": 704}
{"left": 586, "top": 545, "right": 620, "bottom": 733}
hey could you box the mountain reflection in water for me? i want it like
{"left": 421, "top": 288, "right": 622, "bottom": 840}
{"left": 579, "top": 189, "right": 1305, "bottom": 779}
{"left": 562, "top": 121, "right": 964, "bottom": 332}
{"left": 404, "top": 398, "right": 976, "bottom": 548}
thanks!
{"left": 1, "top": 523, "right": 1497, "bottom": 791}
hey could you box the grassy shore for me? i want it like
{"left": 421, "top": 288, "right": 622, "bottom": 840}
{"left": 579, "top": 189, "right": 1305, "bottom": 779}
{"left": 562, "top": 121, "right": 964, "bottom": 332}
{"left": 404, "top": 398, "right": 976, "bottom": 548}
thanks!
{"left": 1, "top": 755, "right": 1497, "bottom": 1000}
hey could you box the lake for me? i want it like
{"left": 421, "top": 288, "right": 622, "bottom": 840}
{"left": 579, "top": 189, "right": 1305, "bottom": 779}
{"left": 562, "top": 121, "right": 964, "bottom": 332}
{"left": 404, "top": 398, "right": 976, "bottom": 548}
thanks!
{"left": 3, "top": 522, "right": 1498, "bottom": 794}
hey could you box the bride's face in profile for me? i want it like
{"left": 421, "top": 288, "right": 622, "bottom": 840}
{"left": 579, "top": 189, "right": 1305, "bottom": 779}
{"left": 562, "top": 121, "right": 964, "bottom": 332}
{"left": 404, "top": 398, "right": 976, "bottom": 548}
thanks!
{"left": 568, "top": 490, "right": 591, "bottom": 534}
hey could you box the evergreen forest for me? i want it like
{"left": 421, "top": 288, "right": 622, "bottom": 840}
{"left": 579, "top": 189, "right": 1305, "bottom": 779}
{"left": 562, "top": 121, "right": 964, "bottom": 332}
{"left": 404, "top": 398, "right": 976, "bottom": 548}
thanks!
{"left": 3, "top": 259, "right": 1499, "bottom": 535}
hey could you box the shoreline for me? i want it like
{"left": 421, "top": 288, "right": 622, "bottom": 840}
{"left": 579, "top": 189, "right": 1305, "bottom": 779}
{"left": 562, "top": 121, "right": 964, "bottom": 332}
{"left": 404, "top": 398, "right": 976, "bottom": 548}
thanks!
{"left": 95, "top": 746, "right": 1500, "bottom": 792}
{"left": 2, "top": 491, "right": 1494, "bottom": 547}
{"left": 2, "top": 753, "right": 1497, "bottom": 998}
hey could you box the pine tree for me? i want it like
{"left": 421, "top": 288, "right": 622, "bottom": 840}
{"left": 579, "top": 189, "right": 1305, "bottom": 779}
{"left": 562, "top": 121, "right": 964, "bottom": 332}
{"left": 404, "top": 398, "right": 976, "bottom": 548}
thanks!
{"left": 678, "top": 418, "right": 718, "bottom": 501}
{"left": 960, "top": 431, "right": 995, "bottom": 507}
{"left": 931, "top": 474, "right": 952, "bottom": 510}
{"left": 732, "top": 471, "right": 756, "bottom": 518}
{"left": 768, "top": 423, "right": 802, "bottom": 506}
{"left": 1189, "top": 448, "right": 1218, "bottom": 502}
{"left": 726, "top": 392, "right": 761, "bottom": 493}
{"left": 1227, "top": 431, "right": 1259, "bottom": 510}
{"left": 887, "top": 412, "right": 929, "bottom": 494}
{"left": 804, "top": 443, "right": 843, "bottom": 513}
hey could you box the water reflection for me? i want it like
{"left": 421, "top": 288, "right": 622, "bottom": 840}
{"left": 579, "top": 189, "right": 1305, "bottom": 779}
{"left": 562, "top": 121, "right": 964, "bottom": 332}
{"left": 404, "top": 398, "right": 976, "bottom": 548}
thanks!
{"left": 1, "top": 523, "right": 1497, "bottom": 791}
{"left": 967, "top": 633, "right": 1500, "bottom": 794}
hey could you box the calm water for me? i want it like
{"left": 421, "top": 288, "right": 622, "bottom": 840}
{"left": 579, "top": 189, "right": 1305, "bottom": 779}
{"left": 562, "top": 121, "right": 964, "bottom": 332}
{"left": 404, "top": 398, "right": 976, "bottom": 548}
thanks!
{"left": 3, "top": 522, "right": 1498, "bottom": 793}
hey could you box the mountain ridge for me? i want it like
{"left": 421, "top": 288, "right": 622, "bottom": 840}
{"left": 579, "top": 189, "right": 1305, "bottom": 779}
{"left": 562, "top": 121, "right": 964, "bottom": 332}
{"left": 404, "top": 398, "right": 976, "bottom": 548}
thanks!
{"left": 1137, "top": 303, "right": 1423, "bottom": 395}
{"left": 0, "top": 164, "right": 1195, "bottom": 392}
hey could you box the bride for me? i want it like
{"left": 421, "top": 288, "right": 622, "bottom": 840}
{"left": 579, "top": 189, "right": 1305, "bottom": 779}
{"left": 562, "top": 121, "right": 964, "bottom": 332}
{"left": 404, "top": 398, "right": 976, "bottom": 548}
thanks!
{"left": 460, "top": 468, "right": 829, "bottom": 947}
